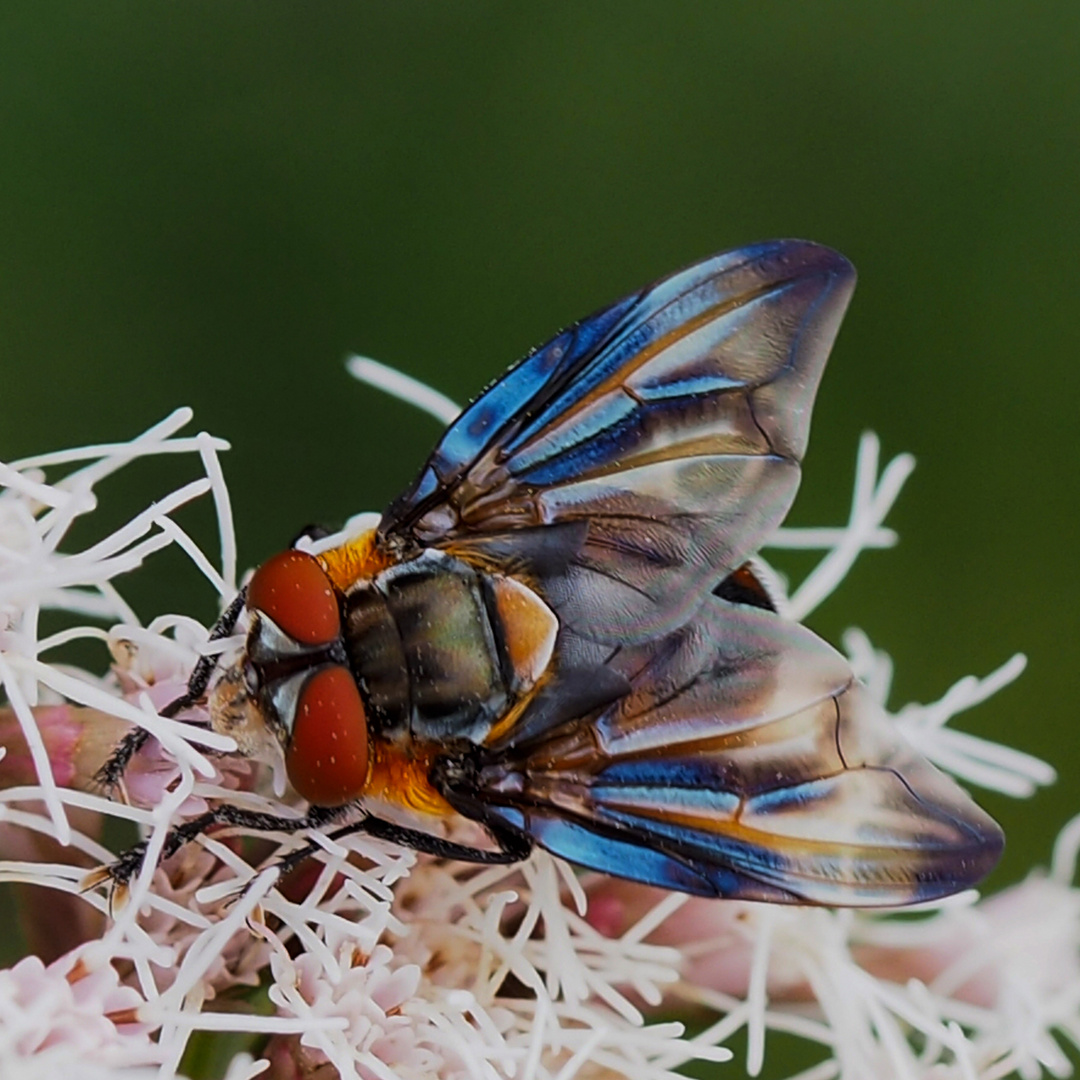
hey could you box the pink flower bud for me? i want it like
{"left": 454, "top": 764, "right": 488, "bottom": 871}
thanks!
{"left": 0, "top": 704, "right": 128, "bottom": 790}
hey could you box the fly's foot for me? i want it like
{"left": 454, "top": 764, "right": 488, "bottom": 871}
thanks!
{"left": 81, "top": 839, "right": 151, "bottom": 912}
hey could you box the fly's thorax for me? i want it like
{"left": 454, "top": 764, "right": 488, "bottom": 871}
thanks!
{"left": 342, "top": 548, "right": 558, "bottom": 746}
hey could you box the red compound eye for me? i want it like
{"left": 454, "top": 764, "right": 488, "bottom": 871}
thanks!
{"left": 247, "top": 550, "right": 340, "bottom": 646}
{"left": 286, "top": 665, "right": 369, "bottom": 807}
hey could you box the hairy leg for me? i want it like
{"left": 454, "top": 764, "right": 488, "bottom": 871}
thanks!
{"left": 96, "top": 802, "right": 347, "bottom": 888}
{"left": 94, "top": 802, "right": 532, "bottom": 892}
{"left": 275, "top": 813, "right": 533, "bottom": 876}
{"left": 94, "top": 589, "right": 247, "bottom": 791}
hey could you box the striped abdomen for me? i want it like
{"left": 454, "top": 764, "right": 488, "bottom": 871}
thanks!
{"left": 343, "top": 550, "right": 557, "bottom": 745}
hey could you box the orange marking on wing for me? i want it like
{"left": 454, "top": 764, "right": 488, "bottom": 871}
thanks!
{"left": 317, "top": 529, "right": 395, "bottom": 592}
{"left": 441, "top": 540, "right": 513, "bottom": 575}
{"left": 587, "top": 793, "right": 854, "bottom": 858}
{"left": 508, "top": 287, "right": 772, "bottom": 469}
{"left": 365, "top": 737, "right": 454, "bottom": 817}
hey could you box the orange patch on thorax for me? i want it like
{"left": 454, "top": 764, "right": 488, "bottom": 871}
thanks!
{"left": 364, "top": 737, "right": 454, "bottom": 817}
{"left": 316, "top": 528, "right": 396, "bottom": 592}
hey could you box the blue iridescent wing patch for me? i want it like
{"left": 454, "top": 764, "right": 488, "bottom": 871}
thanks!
{"left": 381, "top": 241, "right": 856, "bottom": 643}
{"left": 464, "top": 598, "right": 1004, "bottom": 907}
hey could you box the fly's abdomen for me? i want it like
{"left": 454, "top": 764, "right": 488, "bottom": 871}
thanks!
{"left": 343, "top": 550, "right": 555, "bottom": 743}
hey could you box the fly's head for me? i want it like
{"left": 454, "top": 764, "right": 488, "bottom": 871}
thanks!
{"left": 208, "top": 550, "right": 370, "bottom": 808}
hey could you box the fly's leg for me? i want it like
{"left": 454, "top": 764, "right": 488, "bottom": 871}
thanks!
{"left": 89, "top": 803, "right": 347, "bottom": 890}
{"left": 88, "top": 804, "right": 531, "bottom": 902}
{"left": 275, "top": 813, "right": 533, "bottom": 876}
{"left": 94, "top": 590, "right": 247, "bottom": 791}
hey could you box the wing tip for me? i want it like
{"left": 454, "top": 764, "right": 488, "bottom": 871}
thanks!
{"left": 730, "top": 240, "right": 856, "bottom": 462}
{"left": 743, "top": 238, "right": 857, "bottom": 289}
{"left": 934, "top": 803, "right": 1006, "bottom": 895}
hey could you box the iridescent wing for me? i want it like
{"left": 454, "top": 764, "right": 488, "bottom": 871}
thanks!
{"left": 444, "top": 598, "right": 1004, "bottom": 905}
{"left": 380, "top": 241, "right": 855, "bottom": 643}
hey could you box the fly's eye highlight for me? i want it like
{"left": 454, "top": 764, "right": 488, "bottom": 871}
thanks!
{"left": 246, "top": 549, "right": 341, "bottom": 646}
{"left": 285, "top": 665, "right": 369, "bottom": 806}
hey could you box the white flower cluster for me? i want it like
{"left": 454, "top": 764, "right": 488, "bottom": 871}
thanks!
{"left": 0, "top": 367, "right": 1070, "bottom": 1080}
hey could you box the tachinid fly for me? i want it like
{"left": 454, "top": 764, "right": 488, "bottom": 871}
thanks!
{"left": 96, "top": 241, "right": 1003, "bottom": 906}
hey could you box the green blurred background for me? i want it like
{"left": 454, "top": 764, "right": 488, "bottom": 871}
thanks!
{"left": 1, "top": 2, "right": 1078, "bottom": 1073}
